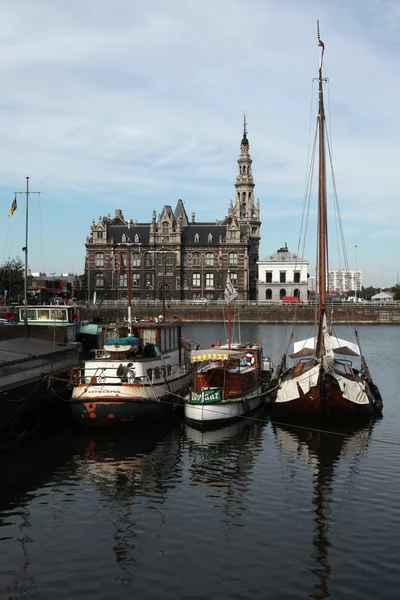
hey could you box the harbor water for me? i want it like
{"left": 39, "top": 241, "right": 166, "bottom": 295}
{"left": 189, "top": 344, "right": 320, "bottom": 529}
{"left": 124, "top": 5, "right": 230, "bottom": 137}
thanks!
{"left": 0, "top": 324, "right": 399, "bottom": 599}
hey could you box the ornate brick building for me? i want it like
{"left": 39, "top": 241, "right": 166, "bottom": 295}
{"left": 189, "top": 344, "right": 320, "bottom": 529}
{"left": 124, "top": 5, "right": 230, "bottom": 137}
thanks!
{"left": 83, "top": 121, "right": 261, "bottom": 302}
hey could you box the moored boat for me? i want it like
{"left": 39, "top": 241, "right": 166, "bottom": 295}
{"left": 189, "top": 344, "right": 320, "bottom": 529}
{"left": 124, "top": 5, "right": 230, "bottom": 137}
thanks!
{"left": 0, "top": 304, "right": 82, "bottom": 446}
{"left": 267, "top": 23, "right": 382, "bottom": 418}
{"left": 68, "top": 319, "right": 195, "bottom": 426}
{"left": 185, "top": 342, "right": 272, "bottom": 426}
{"left": 184, "top": 275, "right": 273, "bottom": 426}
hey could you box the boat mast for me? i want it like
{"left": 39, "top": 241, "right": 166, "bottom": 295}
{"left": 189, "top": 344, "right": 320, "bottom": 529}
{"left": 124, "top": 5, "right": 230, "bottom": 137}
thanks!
{"left": 14, "top": 177, "right": 40, "bottom": 327}
{"left": 316, "top": 20, "right": 328, "bottom": 359}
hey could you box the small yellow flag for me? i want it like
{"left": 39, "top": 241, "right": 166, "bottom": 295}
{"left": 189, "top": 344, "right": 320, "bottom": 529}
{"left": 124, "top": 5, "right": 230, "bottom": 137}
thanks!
{"left": 8, "top": 198, "right": 17, "bottom": 217}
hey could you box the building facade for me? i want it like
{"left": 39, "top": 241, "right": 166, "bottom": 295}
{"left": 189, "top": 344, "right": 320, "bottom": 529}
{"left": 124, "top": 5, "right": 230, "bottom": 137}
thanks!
{"left": 258, "top": 244, "right": 309, "bottom": 302}
{"left": 328, "top": 270, "right": 362, "bottom": 293}
{"left": 82, "top": 123, "right": 261, "bottom": 302}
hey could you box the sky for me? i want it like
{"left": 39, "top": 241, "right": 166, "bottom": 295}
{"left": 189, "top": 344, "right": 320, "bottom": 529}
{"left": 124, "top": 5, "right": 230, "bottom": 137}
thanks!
{"left": 0, "top": 0, "right": 399, "bottom": 287}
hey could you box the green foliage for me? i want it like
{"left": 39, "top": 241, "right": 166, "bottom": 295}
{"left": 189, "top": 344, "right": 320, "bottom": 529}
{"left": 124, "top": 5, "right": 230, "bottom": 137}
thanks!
{"left": 362, "top": 286, "right": 378, "bottom": 300}
{"left": 0, "top": 257, "right": 24, "bottom": 302}
{"left": 391, "top": 284, "right": 400, "bottom": 300}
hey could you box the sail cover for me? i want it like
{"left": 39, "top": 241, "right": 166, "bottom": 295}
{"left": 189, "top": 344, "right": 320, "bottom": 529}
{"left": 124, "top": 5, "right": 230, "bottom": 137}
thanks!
{"left": 290, "top": 336, "right": 360, "bottom": 358}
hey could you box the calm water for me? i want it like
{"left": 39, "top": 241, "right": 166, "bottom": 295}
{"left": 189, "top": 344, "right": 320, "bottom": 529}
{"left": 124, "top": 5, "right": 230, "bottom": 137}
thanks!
{"left": 0, "top": 324, "right": 399, "bottom": 599}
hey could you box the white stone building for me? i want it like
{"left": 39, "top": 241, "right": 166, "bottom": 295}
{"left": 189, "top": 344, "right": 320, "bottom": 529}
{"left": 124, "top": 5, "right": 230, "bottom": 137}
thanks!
{"left": 328, "top": 270, "right": 362, "bottom": 293}
{"left": 258, "top": 244, "right": 309, "bottom": 302}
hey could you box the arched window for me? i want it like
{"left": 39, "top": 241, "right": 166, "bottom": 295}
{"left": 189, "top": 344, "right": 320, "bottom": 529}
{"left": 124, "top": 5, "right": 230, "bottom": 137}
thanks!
{"left": 132, "top": 252, "right": 141, "bottom": 267}
{"left": 265, "top": 289, "right": 272, "bottom": 300}
{"left": 95, "top": 273, "right": 104, "bottom": 288}
{"left": 280, "top": 289, "right": 286, "bottom": 299}
{"left": 294, "top": 289, "right": 300, "bottom": 299}
{"left": 205, "top": 252, "right": 214, "bottom": 266}
{"left": 95, "top": 252, "right": 104, "bottom": 267}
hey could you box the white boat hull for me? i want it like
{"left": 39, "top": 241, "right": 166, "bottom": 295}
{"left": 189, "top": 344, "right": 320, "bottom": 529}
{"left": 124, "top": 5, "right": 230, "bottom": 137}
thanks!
{"left": 184, "top": 390, "right": 264, "bottom": 424}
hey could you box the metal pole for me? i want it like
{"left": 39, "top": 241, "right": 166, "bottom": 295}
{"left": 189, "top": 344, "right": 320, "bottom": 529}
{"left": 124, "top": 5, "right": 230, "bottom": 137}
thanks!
{"left": 355, "top": 245, "right": 358, "bottom": 302}
{"left": 127, "top": 240, "right": 132, "bottom": 333}
{"left": 162, "top": 252, "right": 166, "bottom": 320}
{"left": 24, "top": 177, "right": 29, "bottom": 326}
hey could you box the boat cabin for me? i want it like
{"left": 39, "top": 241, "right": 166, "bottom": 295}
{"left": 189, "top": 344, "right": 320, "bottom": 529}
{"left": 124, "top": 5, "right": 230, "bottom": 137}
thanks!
{"left": 99, "top": 321, "right": 184, "bottom": 361}
{"left": 16, "top": 305, "right": 79, "bottom": 341}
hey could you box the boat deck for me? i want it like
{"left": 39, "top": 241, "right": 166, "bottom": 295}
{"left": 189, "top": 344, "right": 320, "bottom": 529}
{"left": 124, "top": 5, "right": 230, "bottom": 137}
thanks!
{"left": 0, "top": 338, "right": 73, "bottom": 364}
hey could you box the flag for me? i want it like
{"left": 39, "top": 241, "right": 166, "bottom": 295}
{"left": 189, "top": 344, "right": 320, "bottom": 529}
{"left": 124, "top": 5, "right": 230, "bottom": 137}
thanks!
{"left": 119, "top": 252, "right": 125, "bottom": 276}
{"left": 224, "top": 275, "right": 238, "bottom": 303}
{"left": 8, "top": 198, "right": 17, "bottom": 217}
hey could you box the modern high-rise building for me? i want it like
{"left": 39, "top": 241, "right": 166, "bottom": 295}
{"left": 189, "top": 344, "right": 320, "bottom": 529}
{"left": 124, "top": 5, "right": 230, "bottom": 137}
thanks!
{"left": 328, "top": 270, "right": 362, "bottom": 293}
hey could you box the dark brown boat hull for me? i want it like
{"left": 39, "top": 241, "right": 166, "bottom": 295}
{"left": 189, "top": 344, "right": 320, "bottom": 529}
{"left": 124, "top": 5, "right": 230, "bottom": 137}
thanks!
{"left": 272, "top": 375, "right": 373, "bottom": 418}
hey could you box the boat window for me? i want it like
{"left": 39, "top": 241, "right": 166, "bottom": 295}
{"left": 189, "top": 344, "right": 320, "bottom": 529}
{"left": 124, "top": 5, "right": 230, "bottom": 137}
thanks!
{"left": 167, "top": 365, "right": 172, "bottom": 376}
{"left": 37, "top": 309, "right": 50, "bottom": 320}
{"left": 142, "top": 329, "right": 157, "bottom": 345}
{"left": 154, "top": 367, "right": 160, "bottom": 380}
{"left": 167, "top": 328, "right": 172, "bottom": 351}
{"left": 21, "top": 308, "right": 37, "bottom": 321}
{"left": 50, "top": 309, "right": 67, "bottom": 321}
{"left": 161, "top": 328, "right": 166, "bottom": 352}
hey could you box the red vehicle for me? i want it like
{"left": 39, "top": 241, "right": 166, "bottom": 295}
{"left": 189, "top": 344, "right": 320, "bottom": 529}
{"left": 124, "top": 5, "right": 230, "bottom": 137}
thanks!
{"left": 281, "top": 296, "right": 304, "bottom": 304}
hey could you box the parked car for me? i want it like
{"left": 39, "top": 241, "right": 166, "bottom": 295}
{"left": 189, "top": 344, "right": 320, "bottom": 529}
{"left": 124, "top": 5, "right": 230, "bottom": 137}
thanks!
{"left": 281, "top": 296, "right": 304, "bottom": 304}
{"left": 192, "top": 298, "right": 208, "bottom": 305}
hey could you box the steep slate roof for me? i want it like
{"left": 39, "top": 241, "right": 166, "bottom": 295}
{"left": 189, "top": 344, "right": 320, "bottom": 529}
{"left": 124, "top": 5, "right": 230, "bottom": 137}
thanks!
{"left": 181, "top": 223, "right": 247, "bottom": 246}
{"left": 109, "top": 224, "right": 151, "bottom": 245}
{"left": 173, "top": 199, "right": 189, "bottom": 226}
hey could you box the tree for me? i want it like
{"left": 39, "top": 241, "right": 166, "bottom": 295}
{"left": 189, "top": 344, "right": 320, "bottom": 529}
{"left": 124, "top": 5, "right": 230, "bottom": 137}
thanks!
{"left": 362, "top": 286, "right": 378, "bottom": 301}
{"left": 391, "top": 284, "right": 400, "bottom": 300}
{"left": 0, "top": 258, "right": 24, "bottom": 302}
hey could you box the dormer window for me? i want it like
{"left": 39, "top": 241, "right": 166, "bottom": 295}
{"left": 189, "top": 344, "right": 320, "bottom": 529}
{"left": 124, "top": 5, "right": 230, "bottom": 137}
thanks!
{"left": 134, "top": 234, "right": 140, "bottom": 243}
{"left": 208, "top": 233, "right": 213, "bottom": 242}
{"left": 194, "top": 233, "right": 199, "bottom": 243}
{"left": 122, "top": 234, "right": 127, "bottom": 242}
{"left": 97, "top": 231, "right": 103, "bottom": 239}
{"left": 162, "top": 222, "right": 169, "bottom": 236}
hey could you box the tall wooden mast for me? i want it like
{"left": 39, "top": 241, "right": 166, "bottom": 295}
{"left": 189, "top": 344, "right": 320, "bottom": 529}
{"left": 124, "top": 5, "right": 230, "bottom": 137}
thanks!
{"left": 316, "top": 20, "right": 328, "bottom": 359}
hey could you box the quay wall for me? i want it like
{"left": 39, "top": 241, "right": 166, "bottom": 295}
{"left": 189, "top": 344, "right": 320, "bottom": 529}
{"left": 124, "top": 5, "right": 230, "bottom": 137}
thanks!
{"left": 79, "top": 305, "right": 400, "bottom": 325}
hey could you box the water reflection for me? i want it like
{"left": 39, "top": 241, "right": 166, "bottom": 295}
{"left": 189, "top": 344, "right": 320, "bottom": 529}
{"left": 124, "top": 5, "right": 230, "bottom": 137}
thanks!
{"left": 71, "top": 416, "right": 182, "bottom": 581}
{"left": 185, "top": 407, "right": 267, "bottom": 525}
{"left": 272, "top": 418, "right": 376, "bottom": 600}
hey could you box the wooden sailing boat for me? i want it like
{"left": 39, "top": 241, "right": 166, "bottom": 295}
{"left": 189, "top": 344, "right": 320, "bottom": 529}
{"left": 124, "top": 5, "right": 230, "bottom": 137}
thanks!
{"left": 184, "top": 274, "right": 273, "bottom": 426}
{"left": 269, "top": 23, "right": 383, "bottom": 418}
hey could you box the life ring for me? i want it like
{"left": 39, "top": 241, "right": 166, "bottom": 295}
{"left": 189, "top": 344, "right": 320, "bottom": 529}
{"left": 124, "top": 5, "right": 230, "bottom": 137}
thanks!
{"left": 246, "top": 353, "right": 255, "bottom": 366}
{"left": 70, "top": 368, "right": 80, "bottom": 383}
